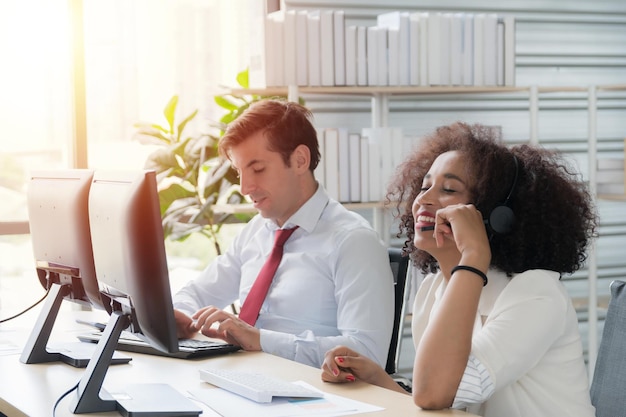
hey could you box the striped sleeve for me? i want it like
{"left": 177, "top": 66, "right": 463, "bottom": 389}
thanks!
{"left": 452, "top": 354, "right": 495, "bottom": 409}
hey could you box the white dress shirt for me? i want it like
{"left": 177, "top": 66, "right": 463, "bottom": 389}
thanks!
{"left": 412, "top": 269, "right": 595, "bottom": 417}
{"left": 174, "top": 185, "right": 394, "bottom": 368}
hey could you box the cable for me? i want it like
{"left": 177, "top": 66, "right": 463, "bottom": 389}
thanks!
{"left": 0, "top": 286, "right": 50, "bottom": 323}
{"left": 52, "top": 381, "right": 79, "bottom": 417}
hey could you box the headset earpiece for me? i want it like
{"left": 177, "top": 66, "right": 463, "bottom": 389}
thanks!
{"left": 486, "top": 154, "right": 519, "bottom": 236}
{"left": 488, "top": 204, "right": 515, "bottom": 235}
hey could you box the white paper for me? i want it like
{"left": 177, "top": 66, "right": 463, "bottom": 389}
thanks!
{"left": 189, "top": 381, "right": 383, "bottom": 417}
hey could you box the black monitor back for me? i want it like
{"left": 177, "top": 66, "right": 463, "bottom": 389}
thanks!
{"left": 88, "top": 169, "right": 178, "bottom": 353}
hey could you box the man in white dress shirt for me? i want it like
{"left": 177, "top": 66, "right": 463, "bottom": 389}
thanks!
{"left": 173, "top": 99, "right": 394, "bottom": 368}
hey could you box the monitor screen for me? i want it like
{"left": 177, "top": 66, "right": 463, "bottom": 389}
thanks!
{"left": 21, "top": 169, "right": 112, "bottom": 367}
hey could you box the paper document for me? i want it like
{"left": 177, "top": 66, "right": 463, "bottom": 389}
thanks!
{"left": 189, "top": 381, "right": 383, "bottom": 417}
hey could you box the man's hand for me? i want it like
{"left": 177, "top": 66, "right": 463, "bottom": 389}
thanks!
{"left": 192, "top": 306, "right": 262, "bottom": 351}
{"left": 174, "top": 309, "right": 198, "bottom": 339}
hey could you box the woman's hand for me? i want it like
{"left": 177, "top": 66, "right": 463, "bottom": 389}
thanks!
{"left": 433, "top": 203, "right": 491, "bottom": 270}
{"left": 321, "top": 346, "right": 395, "bottom": 389}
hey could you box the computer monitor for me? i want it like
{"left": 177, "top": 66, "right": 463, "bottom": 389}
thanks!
{"left": 20, "top": 169, "right": 114, "bottom": 367}
{"left": 69, "top": 170, "right": 201, "bottom": 416}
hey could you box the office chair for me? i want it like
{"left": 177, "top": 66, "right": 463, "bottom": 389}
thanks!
{"left": 387, "top": 247, "right": 412, "bottom": 392}
{"left": 590, "top": 279, "right": 626, "bottom": 417}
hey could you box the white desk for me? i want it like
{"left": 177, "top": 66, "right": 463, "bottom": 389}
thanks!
{"left": 0, "top": 307, "right": 475, "bottom": 417}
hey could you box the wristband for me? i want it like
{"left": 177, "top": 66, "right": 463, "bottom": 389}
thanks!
{"left": 451, "top": 265, "right": 488, "bottom": 286}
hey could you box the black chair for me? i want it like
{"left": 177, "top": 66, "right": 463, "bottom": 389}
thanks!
{"left": 590, "top": 279, "right": 626, "bottom": 417}
{"left": 386, "top": 247, "right": 411, "bottom": 382}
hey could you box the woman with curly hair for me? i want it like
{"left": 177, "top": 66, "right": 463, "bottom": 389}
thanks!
{"left": 321, "top": 122, "right": 598, "bottom": 417}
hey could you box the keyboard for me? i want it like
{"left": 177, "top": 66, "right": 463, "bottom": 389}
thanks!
{"left": 77, "top": 330, "right": 241, "bottom": 359}
{"left": 199, "top": 368, "right": 324, "bottom": 403}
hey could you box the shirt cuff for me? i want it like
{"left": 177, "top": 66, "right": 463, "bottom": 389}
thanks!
{"left": 259, "top": 329, "right": 296, "bottom": 360}
{"left": 452, "top": 354, "right": 495, "bottom": 409}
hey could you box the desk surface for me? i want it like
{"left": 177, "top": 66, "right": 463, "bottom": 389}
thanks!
{"left": 0, "top": 307, "right": 475, "bottom": 417}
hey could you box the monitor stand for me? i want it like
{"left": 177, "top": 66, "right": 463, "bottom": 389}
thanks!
{"left": 19, "top": 282, "right": 130, "bottom": 368}
{"left": 69, "top": 310, "right": 202, "bottom": 416}
{"left": 20, "top": 282, "right": 69, "bottom": 364}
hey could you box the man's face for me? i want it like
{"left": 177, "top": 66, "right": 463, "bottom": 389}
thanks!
{"left": 229, "top": 131, "right": 302, "bottom": 227}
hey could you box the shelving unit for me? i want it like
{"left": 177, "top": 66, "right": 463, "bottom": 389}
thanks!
{"left": 231, "top": 85, "right": 530, "bottom": 128}
{"left": 229, "top": 84, "right": 596, "bottom": 141}
{"left": 229, "top": 85, "right": 528, "bottom": 96}
{"left": 584, "top": 83, "right": 626, "bottom": 377}
{"left": 224, "top": 84, "right": 626, "bottom": 376}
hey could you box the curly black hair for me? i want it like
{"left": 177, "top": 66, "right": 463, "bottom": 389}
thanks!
{"left": 385, "top": 122, "right": 599, "bottom": 277}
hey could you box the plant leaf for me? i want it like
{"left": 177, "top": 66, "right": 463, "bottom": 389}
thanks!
{"left": 202, "top": 159, "right": 233, "bottom": 191}
{"left": 167, "top": 222, "right": 205, "bottom": 242}
{"left": 236, "top": 68, "right": 249, "bottom": 88}
{"left": 145, "top": 147, "right": 178, "bottom": 172}
{"left": 132, "top": 124, "right": 171, "bottom": 145}
{"left": 134, "top": 122, "right": 169, "bottom": 135}
{"left": 158, "top": 183, "right": 196, "bottom": 215}
{"left": 163, "top": 95, "right": 179, "bottom": 135}
{"left": 214, "top": 95, "right": 240, "bottom": 111}
{"left": 176, "top": 109, "right": 198, "bottom": 143}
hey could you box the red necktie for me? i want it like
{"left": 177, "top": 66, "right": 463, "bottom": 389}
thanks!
{"left": 239, "top": 227, "right": 298, "bottom": 326}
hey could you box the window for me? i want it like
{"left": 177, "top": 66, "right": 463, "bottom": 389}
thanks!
{"left": 0, "top": 0, "right": 250, "bottom": 311}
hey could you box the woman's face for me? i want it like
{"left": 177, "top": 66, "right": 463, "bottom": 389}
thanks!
{"left": 412, "top": 150, "right": 474, "bottom": 254}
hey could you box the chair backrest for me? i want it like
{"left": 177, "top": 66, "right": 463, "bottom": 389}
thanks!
{"left": 590, "top": 279, "right": 626, "bottom": 416}
{"left": 386, "top": 247, "right": 410, "bottom": 375}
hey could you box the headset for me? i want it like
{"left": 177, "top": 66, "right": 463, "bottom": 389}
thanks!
{"left": 485, "top": 154, "right": 519, "bottom": 236}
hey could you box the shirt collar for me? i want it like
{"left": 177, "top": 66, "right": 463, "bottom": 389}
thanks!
{"left": 264, "top": 182, "right": 329, "bottom": 233}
